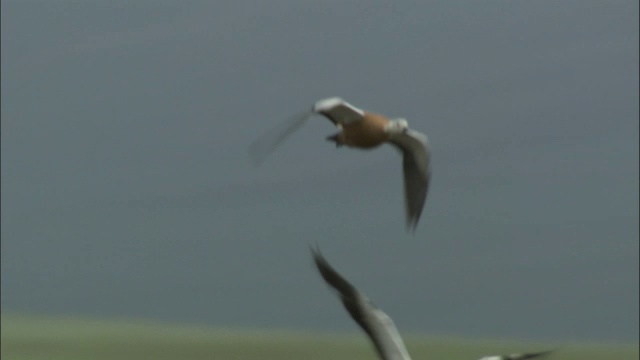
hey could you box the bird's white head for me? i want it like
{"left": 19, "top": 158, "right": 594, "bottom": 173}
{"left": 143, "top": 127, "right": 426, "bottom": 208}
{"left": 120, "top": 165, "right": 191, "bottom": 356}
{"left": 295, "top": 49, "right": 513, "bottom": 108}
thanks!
{"left": 384, "top": 118, "right": 409, "bottom": 134}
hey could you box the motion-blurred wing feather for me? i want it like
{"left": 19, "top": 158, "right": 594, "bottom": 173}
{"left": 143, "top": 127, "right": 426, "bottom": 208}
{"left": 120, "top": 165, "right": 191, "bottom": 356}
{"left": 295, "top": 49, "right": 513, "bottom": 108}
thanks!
{"left": 249, "top": 110, "right": 313, "bottom": 166}
{"left": 312, "top": 248, "right": 412, "bottom": 360}
{"left": 388, "top": 129, "right": 431, "bottom": 231}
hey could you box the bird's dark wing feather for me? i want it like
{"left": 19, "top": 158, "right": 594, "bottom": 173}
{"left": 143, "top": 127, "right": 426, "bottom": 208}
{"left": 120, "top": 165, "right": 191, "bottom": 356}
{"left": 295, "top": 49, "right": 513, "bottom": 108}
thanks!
{"left": 312, "top": 247, "right": 412, "bottom": 360}
{"left": 249, "top": 110, "right": 314, "bottom": 166}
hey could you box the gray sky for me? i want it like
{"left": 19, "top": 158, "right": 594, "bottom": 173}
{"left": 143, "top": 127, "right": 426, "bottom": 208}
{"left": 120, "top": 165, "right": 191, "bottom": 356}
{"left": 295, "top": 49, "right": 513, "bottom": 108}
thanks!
{"left": 2, "top": 1, "right": 638, "bottom": 343}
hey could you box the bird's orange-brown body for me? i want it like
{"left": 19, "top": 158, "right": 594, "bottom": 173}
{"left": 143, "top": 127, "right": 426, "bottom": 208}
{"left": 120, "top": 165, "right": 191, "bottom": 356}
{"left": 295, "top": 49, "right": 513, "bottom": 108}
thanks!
{"left": 336, "top": 112, "right": 391, "bottom": 148}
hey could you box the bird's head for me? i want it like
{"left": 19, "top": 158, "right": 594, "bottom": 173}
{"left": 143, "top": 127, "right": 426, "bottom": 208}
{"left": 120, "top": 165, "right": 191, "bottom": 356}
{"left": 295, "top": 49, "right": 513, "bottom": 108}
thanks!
{"left": 384, "top": 118, "right": 409, "bottom": 134}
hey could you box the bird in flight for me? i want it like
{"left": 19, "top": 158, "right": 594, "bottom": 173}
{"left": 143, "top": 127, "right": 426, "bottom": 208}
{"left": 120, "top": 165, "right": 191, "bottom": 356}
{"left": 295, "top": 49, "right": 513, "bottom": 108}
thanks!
{"left": 250, "top": 97, "right": 431, "bottom": 231}
{"left": 311, "top": 246, "right": 556, "bottom": 360}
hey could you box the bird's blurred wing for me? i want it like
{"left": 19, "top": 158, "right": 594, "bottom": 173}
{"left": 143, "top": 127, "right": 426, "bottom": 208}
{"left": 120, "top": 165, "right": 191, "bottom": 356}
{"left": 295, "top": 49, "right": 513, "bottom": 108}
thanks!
{"left": 312, "top": 247, "right": 412, "bottom": 360}
{"left": 249, "top": 110, "right": 314, "bottom": 166}
{"left": 388, "top": 129, "right": 431, "bottom": 231}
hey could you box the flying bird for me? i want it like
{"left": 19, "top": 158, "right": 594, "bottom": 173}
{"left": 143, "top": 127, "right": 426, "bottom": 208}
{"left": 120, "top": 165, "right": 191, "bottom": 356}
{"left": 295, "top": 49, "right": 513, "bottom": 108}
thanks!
{"left": 250, "top": 97, "right": 431, "bottom": 231}
{"left": 311, "top": 247, "right": 555, "bottom": 360}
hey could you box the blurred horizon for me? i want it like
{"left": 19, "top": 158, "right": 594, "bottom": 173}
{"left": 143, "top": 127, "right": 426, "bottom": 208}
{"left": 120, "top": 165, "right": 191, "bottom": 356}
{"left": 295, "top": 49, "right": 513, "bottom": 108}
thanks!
{"left": 3, "top": 312, "right": 640, "bottom": 347}
{"left": 4, "top": 314, "right": 638, "bottom": 360}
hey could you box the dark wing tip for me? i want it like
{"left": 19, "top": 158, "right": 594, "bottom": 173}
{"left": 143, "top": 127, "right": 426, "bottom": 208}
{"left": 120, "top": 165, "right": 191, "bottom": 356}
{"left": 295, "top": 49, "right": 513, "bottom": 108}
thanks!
{"left": 310, "top": 247, "right": 356, "bottom": 296}
{"left": 248, "top": 110, "right": 314, "bottom": 166}
{"left": 406, "top": 170, "right": 431, "bottom": 233}
{"left": 312, "top": 247, "right": 339, "bottom": 285}
{"left": 311, "top": 244, "right": 330, "bottom": 276}
{"left": 248, "top": 145, "right": 267, "bottom": 167}
{"left": 310, "top": 243, "right": 325, "bottom": 268}
{"left": 406, "top": 217, "right": 418, "bottom": 233}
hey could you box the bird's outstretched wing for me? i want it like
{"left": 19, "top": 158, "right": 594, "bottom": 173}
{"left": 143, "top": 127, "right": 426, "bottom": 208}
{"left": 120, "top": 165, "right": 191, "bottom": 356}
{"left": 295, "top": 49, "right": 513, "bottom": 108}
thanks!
{"left": 476, "top": 349, "right": 556, "bottom": 360}
{"left": 249, "top": 97, "right": 365, "bottom": 166}
{"left": 311, "top": 247, "right": 412, "bottom": 360}
{"left": 313, "top": 97, "right": 365, "bottom": 126}
{"left": 249, "top": 110, "right": 314, "bottom": 166}
{"left": 387, "top": 129, "right": 431, "bottom": 231}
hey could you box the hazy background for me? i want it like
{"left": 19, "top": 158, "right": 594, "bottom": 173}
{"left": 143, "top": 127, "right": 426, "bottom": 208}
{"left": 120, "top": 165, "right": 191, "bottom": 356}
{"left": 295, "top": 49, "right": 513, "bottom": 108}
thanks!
{"left": 2, "top": 1, "right": 638, "bottom": 343}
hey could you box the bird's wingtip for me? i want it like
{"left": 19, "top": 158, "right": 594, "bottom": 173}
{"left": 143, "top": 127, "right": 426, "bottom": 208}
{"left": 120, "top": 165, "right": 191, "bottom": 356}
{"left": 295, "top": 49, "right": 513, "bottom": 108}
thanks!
{"left": 248, "top": 149, "right": 266, "bottom": 167}
{"left": 313, "top": 97, "right": 345, "bottom": 112}
{"left": 405, "top": 217, "right": 419, "bottom": 233}
{"left": 309, "top": 243, "right": 321, "bottom": 256}
{"left": 310, "top": 243, "right": 326, "bottom": 266}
